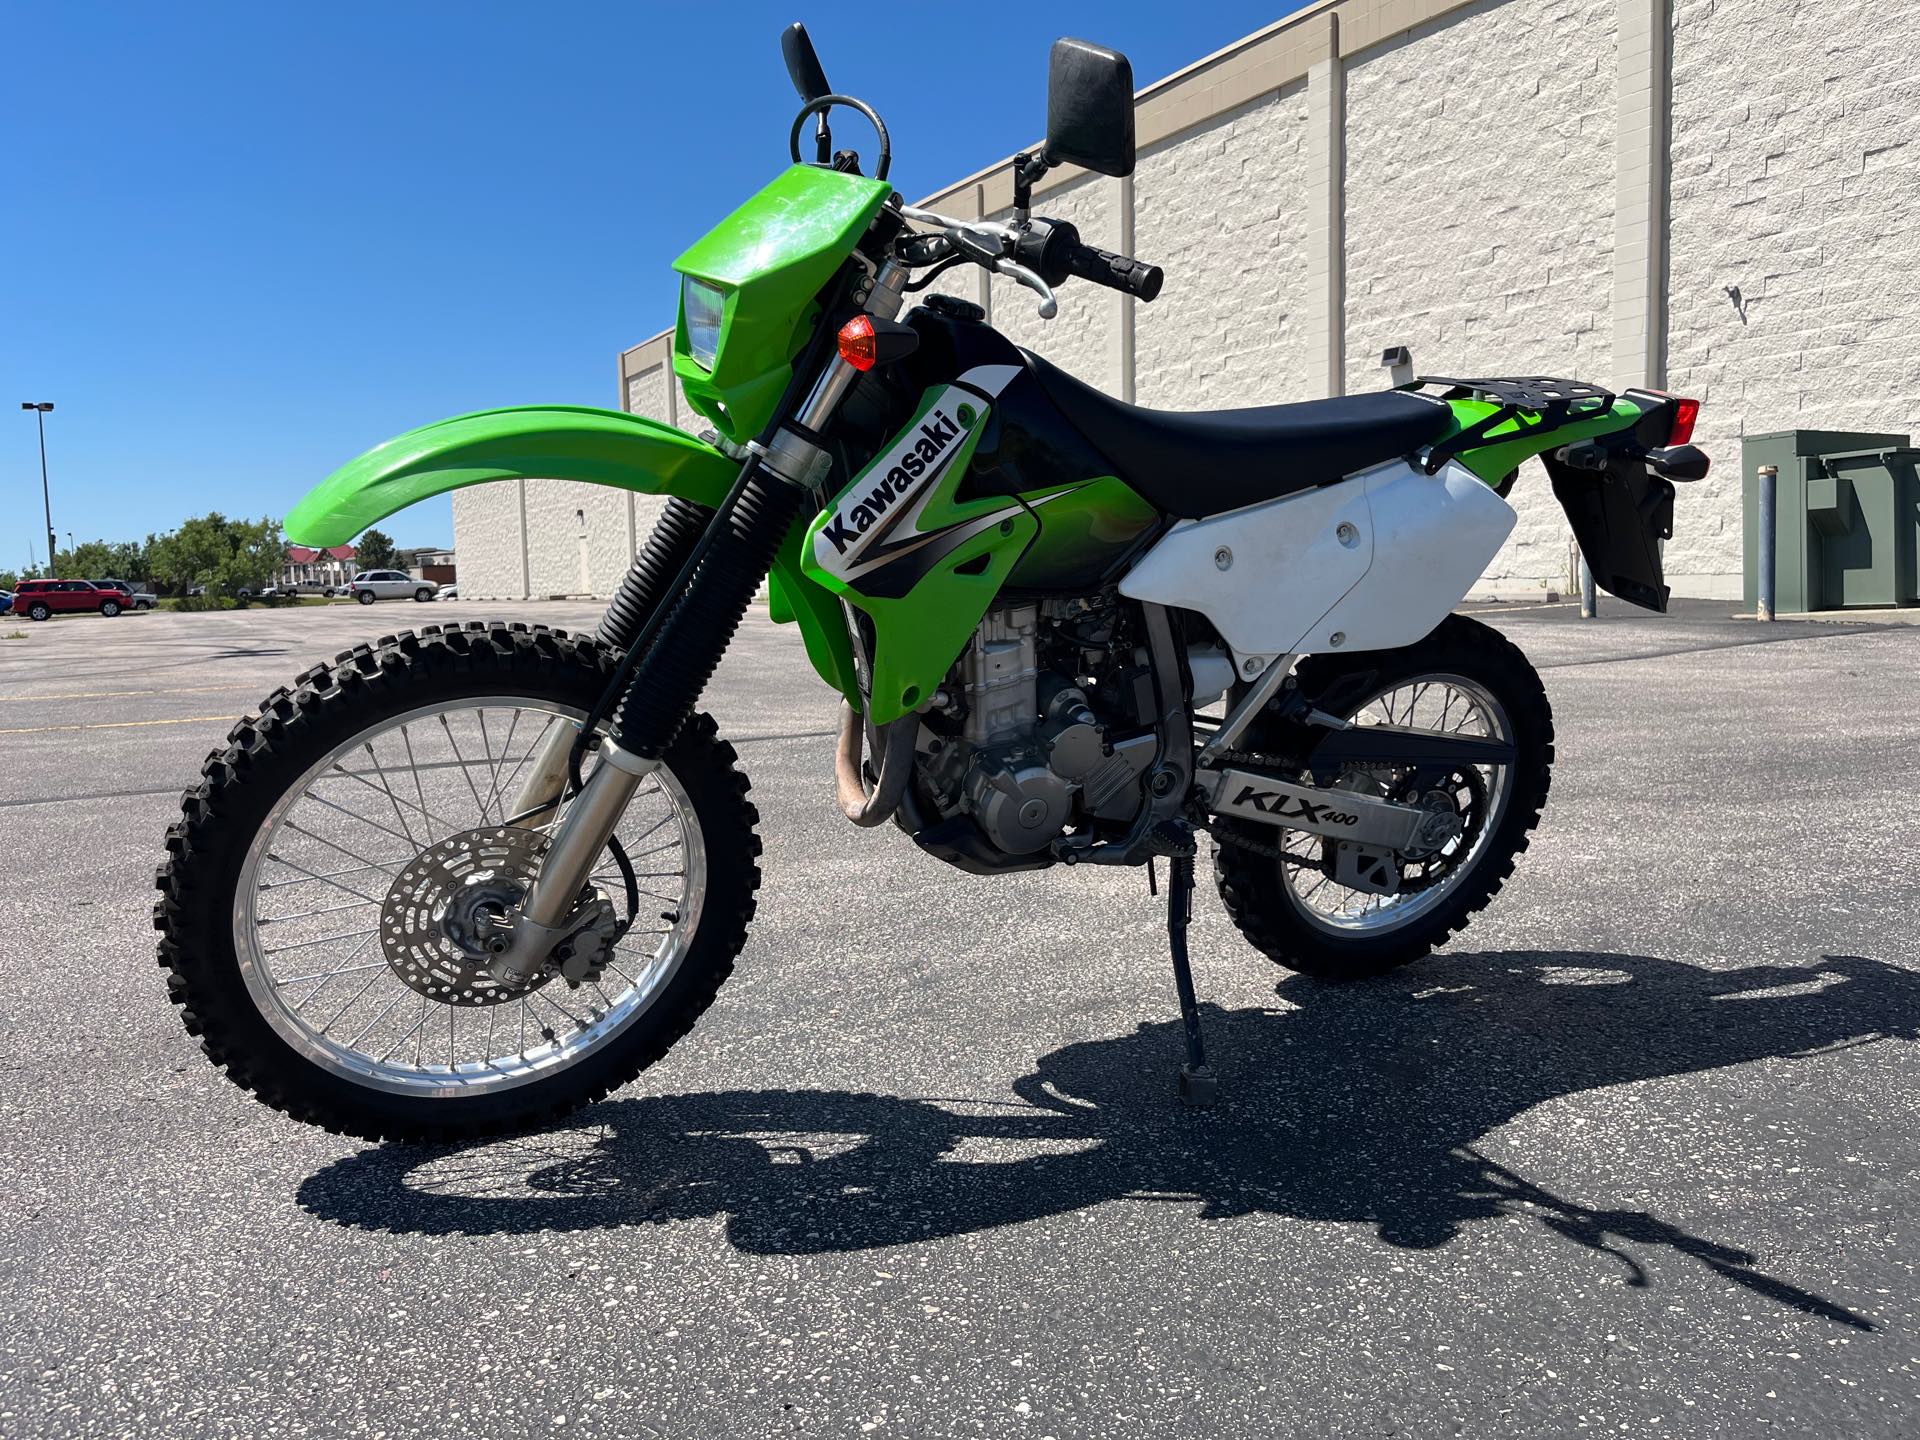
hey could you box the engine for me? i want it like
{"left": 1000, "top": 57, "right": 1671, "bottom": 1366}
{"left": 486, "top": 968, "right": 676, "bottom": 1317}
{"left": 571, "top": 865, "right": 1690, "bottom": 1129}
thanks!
{"left": 914, "top": 597, "right": 1233, "bottom": 856}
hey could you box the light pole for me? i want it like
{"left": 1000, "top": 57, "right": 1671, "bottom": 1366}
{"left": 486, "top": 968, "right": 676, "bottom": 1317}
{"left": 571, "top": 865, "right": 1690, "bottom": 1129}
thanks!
{"left": 19, "top": 402, "right": 55, "bottom": 576}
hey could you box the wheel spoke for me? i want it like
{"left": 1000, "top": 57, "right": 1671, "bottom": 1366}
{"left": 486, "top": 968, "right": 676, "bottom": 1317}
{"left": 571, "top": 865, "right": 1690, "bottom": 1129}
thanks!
{"left": 1281, "top": 674, "right": 1513, "bottom": 935}
{"left": 399, "top": 723, "right": 435, "bottom": 845}
{"left": 439, "top": 714, "right": 492, "bottom": 824}
{"left": 260, "top": 851, "right": 389, "bottom": 907}
{"left": 239, "top": 698, "right": 708, "bottom": 1095}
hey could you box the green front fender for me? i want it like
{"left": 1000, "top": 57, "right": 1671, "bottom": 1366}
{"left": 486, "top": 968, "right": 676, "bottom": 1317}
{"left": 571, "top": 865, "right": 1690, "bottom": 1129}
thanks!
{"left": 285, "top": 404, "right": 740, "bottom": 547}
{"left": 286, "top": 402, "right": 860, "bottom": 704}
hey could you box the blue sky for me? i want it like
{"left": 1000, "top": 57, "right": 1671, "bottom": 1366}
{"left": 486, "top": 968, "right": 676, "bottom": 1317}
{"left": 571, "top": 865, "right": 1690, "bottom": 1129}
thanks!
{"left": 2, "top": 1, "right": 1298, "bottom": 560}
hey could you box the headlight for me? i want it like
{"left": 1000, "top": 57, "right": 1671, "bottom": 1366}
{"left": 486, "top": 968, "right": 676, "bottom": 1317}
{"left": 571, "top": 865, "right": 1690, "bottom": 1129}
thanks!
{"left": 682, "top": 277, "right": 725, "bottom": 372}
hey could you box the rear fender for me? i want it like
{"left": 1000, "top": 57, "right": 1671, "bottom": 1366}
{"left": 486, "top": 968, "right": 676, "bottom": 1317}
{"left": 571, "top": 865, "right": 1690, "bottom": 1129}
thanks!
{"left": 1443, "top": 390, "right": 1688, "bottom": 613}
{"left": 284, "top": 404, "right": 739, "bottom": 547}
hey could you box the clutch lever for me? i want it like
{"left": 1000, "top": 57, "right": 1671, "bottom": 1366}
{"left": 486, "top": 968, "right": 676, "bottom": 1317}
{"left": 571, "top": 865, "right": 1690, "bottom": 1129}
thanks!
{"left": 992, "top": 257, "right": 1058, "bottom": 319}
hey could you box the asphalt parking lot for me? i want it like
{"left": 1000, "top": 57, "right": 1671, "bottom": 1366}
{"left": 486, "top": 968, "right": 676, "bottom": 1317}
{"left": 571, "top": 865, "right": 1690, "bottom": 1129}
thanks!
{"left": 4, "top": 596, "right": 1920, "bottom": 1438}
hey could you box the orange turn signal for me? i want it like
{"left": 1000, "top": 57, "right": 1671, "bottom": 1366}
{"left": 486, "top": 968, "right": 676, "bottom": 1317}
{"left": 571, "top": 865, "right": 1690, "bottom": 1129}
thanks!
{"left": 837, "top": 315, "right": 878, "bottom": 372}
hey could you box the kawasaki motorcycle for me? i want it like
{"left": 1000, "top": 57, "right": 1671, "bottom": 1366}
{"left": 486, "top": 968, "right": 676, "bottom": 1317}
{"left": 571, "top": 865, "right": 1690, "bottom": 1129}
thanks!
{"left": 158, "top": 28, "right": 1710, "bottom": 1138}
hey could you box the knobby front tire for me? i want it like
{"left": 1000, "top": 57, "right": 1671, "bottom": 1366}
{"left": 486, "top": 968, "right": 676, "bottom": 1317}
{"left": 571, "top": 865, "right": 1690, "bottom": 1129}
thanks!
{"left": 155, "top": 621, "right": 762, "bottom": 1142}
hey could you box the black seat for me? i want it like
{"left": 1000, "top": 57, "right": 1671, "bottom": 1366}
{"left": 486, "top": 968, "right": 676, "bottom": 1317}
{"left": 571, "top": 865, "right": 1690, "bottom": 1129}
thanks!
{"left": 1021, "top": 350, "right": 1454, "bottom": 518}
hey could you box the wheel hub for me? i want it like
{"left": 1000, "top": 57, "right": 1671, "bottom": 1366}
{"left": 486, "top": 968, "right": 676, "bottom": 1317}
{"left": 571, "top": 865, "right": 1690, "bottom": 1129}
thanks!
{"left": 381, "top": 827, "right": 570, "bottom": 1006}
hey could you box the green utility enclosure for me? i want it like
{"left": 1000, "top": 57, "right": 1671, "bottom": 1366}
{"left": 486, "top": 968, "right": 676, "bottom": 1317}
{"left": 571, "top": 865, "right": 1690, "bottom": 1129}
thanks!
{"left": 1743, "top": 429, "right": 1920, "bottom": 612}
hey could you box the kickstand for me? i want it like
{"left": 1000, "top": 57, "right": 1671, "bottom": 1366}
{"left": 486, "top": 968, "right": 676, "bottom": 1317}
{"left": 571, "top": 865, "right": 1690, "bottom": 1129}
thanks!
{"left": 1153, "top": 822, "right": 1218, "bottom": 1107}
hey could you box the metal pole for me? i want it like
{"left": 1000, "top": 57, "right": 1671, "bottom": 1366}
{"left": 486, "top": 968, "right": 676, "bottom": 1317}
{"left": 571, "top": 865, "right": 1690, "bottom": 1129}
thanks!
{"left": 34, "top": 409, "right": 55, "bottom": 575}
{"left": 1579, "top": 557, "right": 1598, "bottom": 618}
{"left": 1757, "top": 464, "right": 1777, "bottom": 622}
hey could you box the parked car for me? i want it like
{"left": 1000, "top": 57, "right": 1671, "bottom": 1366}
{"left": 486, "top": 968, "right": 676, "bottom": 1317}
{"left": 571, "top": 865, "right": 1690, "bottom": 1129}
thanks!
{"left": 90, "top": 578, "right": 158, "bottom": 609}
{"left": 436, "top": 583, "right": 460, "bottom": 600}
{"left": 13, "top": 578, "right": 128, "bottom": 620}
{"left": 348, "top": 570, "right": 438, "bottom": 604}
{"left": 0, "top": 589, "right": 13, "bottom": 616}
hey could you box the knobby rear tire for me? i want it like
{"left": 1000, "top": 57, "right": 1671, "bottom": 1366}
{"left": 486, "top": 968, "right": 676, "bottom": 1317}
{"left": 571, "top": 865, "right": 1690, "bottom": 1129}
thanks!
{"left": 1214, "top": 614, "right": 1554, "bottom": 979}
{"left": 154, "top": 621, "right": 763, "bottom": 1142}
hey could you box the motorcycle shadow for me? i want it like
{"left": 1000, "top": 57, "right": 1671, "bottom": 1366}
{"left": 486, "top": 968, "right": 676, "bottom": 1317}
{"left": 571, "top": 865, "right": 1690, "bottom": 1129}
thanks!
{"left": 299, "top": 949, "right": 1920, "bottom": 1328}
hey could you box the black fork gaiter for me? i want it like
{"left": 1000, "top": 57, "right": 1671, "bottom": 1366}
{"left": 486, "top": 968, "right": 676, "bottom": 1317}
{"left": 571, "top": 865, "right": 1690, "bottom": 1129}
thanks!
{"left": 593, "top": 496, "right": 711, "bottom": 652}
{"left": 610, "top": 464, "right": 809, "bottom": 759}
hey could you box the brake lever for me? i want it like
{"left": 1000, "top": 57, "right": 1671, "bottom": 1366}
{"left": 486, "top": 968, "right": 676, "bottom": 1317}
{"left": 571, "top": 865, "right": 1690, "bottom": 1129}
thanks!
{"left": 992, "top": 257, "right": 1058, "bottom": 319}
{"left": 895, "top": 204, "right": 1055, "bottom": 317}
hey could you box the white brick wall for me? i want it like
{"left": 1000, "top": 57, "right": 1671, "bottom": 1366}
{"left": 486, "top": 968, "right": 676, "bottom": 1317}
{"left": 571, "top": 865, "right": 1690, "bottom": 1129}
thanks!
{"left": 1664, "top": 0, "right": 1920, "bottom": 593}
{"left": 1345, "top": 0, "right": 1619, "bottom": 597}
{"left": 520, "top": 479, "right": 631, "bottom": 598}
{"left": 454, "top": 0, "right": 1920, "bottom": 606}
{"left": 987, "top": 174, "right": 1119, "bottom": 389}
{"left": 454, "top": 478, "right": 527, "bottom": 601}
{"left": 1132, "top": 83, "right": 1316, "bottom": 407}
{"left": 622, "top": 361, "right": 674, "bottom": 544}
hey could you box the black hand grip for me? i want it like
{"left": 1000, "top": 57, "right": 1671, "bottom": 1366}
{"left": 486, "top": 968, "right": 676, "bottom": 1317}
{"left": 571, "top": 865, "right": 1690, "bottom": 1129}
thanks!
{"left": 1065, "top": 241, "right": 1164, "bottom": 301}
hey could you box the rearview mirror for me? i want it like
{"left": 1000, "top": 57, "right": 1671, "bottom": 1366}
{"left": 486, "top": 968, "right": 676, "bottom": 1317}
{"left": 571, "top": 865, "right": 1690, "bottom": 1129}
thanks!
{"left": 1045, "top": 38, "right": 1135, "bottom": 178}
{"left": 782, "top": 22, "right": 831, "bottom": 103}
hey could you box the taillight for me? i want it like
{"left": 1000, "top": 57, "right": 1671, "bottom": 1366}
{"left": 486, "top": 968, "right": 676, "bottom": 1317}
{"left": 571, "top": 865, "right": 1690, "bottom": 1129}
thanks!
{"left": 1667, "top": 396, "right": 1699, "bottom": 447}
{"left": 837, "top": 315, "right": 878, "bottom": 372}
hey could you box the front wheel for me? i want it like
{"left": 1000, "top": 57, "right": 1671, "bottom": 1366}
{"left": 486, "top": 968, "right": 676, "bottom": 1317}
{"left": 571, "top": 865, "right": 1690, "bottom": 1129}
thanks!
{"left": 1214, "top": 615, "right": 1553, "bottom": 979}
{"left": 100, "top": 599, "right": 122, "bottom": 617}
{"left": 414, "top": 588, "right": 433, "bottom": 602}
{"left": 155, "top": 622, "right": 762, "bottom": 1141}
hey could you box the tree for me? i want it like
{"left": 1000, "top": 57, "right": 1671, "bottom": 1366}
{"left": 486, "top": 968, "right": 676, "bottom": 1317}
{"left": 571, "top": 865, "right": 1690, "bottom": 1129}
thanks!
{"left": 148, "top": 513, "right": 284, "bottom": 595}
{"left": 52, "top": 537, "right": 150, "bottom": 581}
{"left": 354, "top": 527, "right": 400, "bottom": 572}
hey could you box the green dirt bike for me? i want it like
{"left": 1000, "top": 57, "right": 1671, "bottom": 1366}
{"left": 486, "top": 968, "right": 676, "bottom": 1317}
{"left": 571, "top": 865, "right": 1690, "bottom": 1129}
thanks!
{"left": 158, "top": 27, "right": 1709, "bottom": 1139}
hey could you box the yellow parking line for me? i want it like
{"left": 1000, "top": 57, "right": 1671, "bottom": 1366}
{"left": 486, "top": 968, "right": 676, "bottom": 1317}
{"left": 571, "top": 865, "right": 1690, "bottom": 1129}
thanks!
{"left": 0, "top": 684, "right": 255, "bottom": 703}
{"left": 0, "top": 714, "right": 236, "bottom": 736}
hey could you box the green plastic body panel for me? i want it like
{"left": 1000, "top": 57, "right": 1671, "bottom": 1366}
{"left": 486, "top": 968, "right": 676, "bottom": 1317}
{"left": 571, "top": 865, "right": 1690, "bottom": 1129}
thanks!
{"left": 291, "top": 399, "right": 863, "bottom": 702}
{"left": 800, "top": 390, "right": 1036, "bottom": 723}
{"left": 286, "top": 405, "right": 737, "bottom": 547}
{"left": 671, "top": 166, "right": 893, "bottom": 445}
{"left": 766, "top": 520, "right": 859, "bottom": 701}
{"left": 1007, "top": 476, "right": 1158, "bottom": 588}
{"left": 1441, "top": 395, "right": 1647, "bottom": 485}
{"left": 796, "top": 390, "right": 1158, "bottom": 723}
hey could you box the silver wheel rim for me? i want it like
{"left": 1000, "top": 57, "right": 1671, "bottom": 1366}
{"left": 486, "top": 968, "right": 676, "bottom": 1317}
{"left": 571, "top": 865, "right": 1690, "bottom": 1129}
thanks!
{"left": 232, "top": 697, "right": 706, "bottom": 1098}
{"left": 1280, "top": 672, "right": 1513, "bottom": 937}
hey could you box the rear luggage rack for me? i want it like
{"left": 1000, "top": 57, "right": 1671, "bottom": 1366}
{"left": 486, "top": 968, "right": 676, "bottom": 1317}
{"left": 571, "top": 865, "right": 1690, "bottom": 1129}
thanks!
{"left": 1407, "top": 374, "right": 1617, "bottom": 475}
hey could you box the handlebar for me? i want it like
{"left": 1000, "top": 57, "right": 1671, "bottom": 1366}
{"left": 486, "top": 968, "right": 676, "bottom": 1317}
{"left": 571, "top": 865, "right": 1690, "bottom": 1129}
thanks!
{"left": 895, "top": 203, "right": 1161, "bottom": 317}
{"left": 1062, "top": 240, "right": 1163, "bottom": 302}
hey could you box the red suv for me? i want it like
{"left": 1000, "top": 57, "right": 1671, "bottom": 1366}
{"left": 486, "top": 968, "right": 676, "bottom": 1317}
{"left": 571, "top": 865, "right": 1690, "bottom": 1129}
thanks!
{"left": 13, "top": 579, "right": 130, "bottom": 621}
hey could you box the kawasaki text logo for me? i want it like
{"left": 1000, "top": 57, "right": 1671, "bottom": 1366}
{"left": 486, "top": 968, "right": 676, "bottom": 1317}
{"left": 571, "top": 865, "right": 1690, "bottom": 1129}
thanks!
{"left": 820, "top": 410, "right": 961, "bottom": 557}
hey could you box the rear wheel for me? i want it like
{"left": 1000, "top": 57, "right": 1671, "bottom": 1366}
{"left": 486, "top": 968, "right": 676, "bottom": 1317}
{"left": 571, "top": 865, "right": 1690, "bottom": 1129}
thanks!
{"left": 155, "top": 622, "right": 762, "bottom": 1141}
{"left": 26, "top": 602, "right": 49, "bottom": 622}
{"left": 1214, "top": 615, "right": 1553, "bottom": 978}
{"left": 356, "top": 590, "right": 375, "bottom": 605}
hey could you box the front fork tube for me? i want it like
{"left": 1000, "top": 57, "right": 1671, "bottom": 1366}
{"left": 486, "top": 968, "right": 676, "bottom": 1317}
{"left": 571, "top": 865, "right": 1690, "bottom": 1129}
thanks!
{"left": 495, "top": 257, "right": 909, "bottom": 980}
{"left": 508, "top": 495, "right": 716, "bottom": 828}
{"left": 492, "top": 742, "right": 653, "bottom": 981}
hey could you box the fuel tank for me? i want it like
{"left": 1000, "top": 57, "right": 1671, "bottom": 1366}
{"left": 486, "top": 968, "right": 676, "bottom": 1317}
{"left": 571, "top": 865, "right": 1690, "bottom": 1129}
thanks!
{"left": 888, "top": 300, "right": 1161, "bottom": 590}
